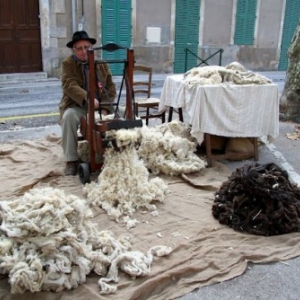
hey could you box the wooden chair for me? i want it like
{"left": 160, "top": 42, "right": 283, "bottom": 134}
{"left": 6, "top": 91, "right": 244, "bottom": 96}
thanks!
{"left": 133, "top": 65, "right": 165, "bottom": 125}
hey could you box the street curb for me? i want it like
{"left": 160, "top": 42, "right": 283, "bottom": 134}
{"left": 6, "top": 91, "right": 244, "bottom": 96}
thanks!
{"left": 0, "top": 71, "right": 286, "bottom": 93}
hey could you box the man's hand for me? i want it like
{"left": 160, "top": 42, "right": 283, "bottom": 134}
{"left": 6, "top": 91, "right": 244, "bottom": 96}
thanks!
{"left": 94, "top": 98, "right": 99, "bottom": 109}
{"left": 93, "top": 99, "right": 108, "bottom": 115}
{"left": 101, "top": 109, "right": 108, "bottom": 116}
{"left": 97, "top": 82, "right": 103, "bottom": 90}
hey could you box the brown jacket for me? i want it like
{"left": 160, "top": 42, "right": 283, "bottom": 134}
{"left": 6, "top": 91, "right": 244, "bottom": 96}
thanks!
{"left": 59, "top": 55, "right": 116, "bottom": 119}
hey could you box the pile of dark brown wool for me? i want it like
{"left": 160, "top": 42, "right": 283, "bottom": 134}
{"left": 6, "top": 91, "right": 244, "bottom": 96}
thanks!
{"left": 212, "top": 163, "right": 300, "bottom": 236}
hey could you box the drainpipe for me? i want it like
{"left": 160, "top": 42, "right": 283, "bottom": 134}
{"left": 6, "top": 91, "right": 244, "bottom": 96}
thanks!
{"left": 72, "top": 0, "right": 77, "bottom": 33}
{"left": 78, "top": 0, "right": 84, "bottom": 31}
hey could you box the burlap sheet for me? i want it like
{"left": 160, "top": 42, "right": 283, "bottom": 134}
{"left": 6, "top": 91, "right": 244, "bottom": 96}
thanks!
{"left": 1, "top": 135, "right": 300, "bottom": 300}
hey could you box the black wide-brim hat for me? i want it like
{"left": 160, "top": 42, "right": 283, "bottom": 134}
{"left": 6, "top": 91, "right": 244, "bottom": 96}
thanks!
{"left": 66, "top": 31, "right": 97, "bottom": 48}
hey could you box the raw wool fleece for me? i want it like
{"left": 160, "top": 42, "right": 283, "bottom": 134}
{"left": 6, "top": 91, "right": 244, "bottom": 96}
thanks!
{"left": 183, "top": 62, "right": 273, "bottom": 87}
{"left": 0, "top": 187, "right": 172, "bottom": 294}
{"left": 82, "top": 121, "right": 205, "bottom": 224}
{"left": 83, "top": 128, "right": 169, "bottom": 224}
{"left": 77, "top": 120, "right": 206, "bottom": 175}
{"left": 212, "top": 163, "right": 300, "bottom": 236}
{"left": 137, "top": 121, "right": 206, "bottom": 175}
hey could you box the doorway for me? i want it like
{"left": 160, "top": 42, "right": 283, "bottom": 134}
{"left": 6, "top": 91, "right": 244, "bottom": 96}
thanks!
{"left": 0, "top": 0, "right": 42, "bottom": 73}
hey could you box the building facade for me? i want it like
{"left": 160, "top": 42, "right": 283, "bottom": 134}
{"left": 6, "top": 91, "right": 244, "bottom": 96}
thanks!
{"left": 0, "top": 0, "right": 299, "bottom": 77}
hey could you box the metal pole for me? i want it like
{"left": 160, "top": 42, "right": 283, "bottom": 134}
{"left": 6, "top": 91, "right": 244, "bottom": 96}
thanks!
{"left": 71, "top": 0, "right": 77, "bottom": 33}
{"left": 184, "top": 47, "right": 188, "bottom": 72}
{"left": 88, "top": 49, "right": 96, "bottom": 171}
{"left": 219, "top": 49, "right": 224, "bottom": 66}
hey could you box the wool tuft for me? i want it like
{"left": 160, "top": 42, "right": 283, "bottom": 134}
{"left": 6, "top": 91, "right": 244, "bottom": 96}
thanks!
{"left": 0, "top": 187, "right": 172, "bottom": 294}
{"left": 83, "top": 121, "right": 206, "bottom": 222}
{"left": 137, "top": 121, "right": 206, "bottom": 175}
{"left": 183, "top": 62, "right": 272, "bottom": 87}
{"left": 83, "top": 142, "right": 168, "bottom": 222}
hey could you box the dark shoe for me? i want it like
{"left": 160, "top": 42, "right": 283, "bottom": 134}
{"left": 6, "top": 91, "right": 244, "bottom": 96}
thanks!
{"left": 65, "top": 161, "right": 78, "bottom": 176}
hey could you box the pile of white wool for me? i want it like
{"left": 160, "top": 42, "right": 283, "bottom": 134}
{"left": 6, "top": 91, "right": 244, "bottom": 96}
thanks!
{"left": 0, "top": 187, "right": 172, "bottom": 294}
{"left": 183, "top": 62, "right": 273, "bottom": 87}
{"left": 83, "top": 128, "right": 169, "bottom": 223}
{"left": 137, "top": 121, "right": 206, "bottom": 175}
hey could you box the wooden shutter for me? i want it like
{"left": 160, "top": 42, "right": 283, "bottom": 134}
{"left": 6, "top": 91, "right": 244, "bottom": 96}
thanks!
{"left": 174, "top": 0, "right": 200, "bottom": 73}
{"left": 278, "top": 0, "right": 300, "bottom": 70}
{"left": 234, "top": 0, "right": 257, "bottom": 45}
{"left": 101, "top": 0, "right": 131, "bottom": 75}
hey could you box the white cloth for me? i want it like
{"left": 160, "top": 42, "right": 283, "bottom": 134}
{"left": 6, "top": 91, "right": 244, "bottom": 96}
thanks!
{"left": 159, "top": 74, "right": 279, "bottom": 144}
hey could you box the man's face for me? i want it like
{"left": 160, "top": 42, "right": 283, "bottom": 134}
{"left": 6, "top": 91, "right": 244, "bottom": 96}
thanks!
{"left": 73, "top": 40, "right": 92, "bottom": 62}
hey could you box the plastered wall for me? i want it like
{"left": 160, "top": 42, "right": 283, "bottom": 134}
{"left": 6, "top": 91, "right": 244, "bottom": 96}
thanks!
{"left": 39, "top": 0, "right": 287, "bottom": 76}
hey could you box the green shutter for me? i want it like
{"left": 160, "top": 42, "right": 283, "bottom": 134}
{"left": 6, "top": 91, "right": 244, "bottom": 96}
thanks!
{"left": 174, "top": 0, "right": 200, "bottom": 73}
{"left": 102, "top": 0, "right": 131, "bottom": 75}
{"left": 234, "top": 0, "right": 257, "bottom": 45}
{"left": 278, "top": 0, "right": 300, "bottom": 70}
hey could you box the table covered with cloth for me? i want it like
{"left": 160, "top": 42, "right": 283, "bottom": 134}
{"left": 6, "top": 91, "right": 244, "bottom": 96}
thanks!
{"left": 159, "top": 74, "right": 280, "bottom": 144}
